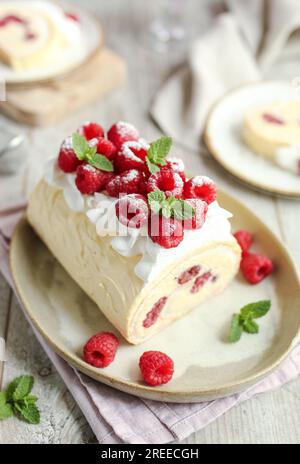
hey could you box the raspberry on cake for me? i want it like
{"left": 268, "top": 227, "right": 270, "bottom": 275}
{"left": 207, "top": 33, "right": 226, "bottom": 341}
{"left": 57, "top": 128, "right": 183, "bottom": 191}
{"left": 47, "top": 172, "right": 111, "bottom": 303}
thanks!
{"left": 27, "top": 121, "right": 242, "bottom": 345}
{"left": 78, "top": 122, "right": 105, "bottom": 141}
{"left": 107, "top": 122, "right": 139, "bottom": 151}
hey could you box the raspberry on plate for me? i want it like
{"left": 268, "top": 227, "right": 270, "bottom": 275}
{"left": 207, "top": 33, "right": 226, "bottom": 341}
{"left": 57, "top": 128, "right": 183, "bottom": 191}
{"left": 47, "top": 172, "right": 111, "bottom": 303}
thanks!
{"left": 107, "top": 121, "right": 139, "bottom": 150}
{"left": 164, "top": 158, "right": 185, "bottom": 181}
{"left": 75, "top": 164, "right": 113, "bottom": 195}
{"left": 149, "top": 214, "right": 184, "bottom": 249}
{"left": 234, "top": 230, "right": 253, "bottom": 257}
{"left": 115, "top": 194, "right": 149, "bottom": 229}
{"left": 83, "top": 332, "right": 119, "bottom": 368}
{"left": 184, "top": 176, "right": 217, "bottom": 204}
{"left": 58, "top": 136, "right": 83, "bottom": 173}
{"left": 89, "top": 136, "right": 117, "bottom": 162}
{"left": 240, "top": 253, "right": 274, "bottom": 284}
{"left": 139, "top": 351, "right": 174, "bottom": 386}
{"left": 115, "top": 140, "right": 149, "bottom": 173}
{"left": 78, "top": 122, "right": 104, "bottom": 141}
{"left": 106, "top": 170, "right": 146, "bottom": 197}
{"left": 147, "top": 169, "right": 184, "bottom": 198}
{"left": 183, "top": 199, "right": 208, "bottom": 230}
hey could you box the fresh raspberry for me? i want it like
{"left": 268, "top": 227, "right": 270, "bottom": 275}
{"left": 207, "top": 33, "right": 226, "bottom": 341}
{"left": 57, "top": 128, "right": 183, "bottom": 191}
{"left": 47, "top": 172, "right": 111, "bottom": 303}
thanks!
{"left": 184, "top": 176, "right": 217, "bottom": 204}
{"left": 178, "top": 265, "right": 201, "bottom": 285}
{"left": 106, "top": 170, "right": 146, "bottom": 197}
{"left": 240, "top": 253, "right": 274, "bottom": 285}
{"left": 83, "top": 332, "right": 119, "bottom": 368}
{"left": 78, "top": 122, "right": 104, "bottom": 141}
{"left": 234, "top": 230, "right": 253, "bottom": 257}
{"left": 143, "top": 297, "right": 168, "bottom": 328}
{"left": 164, "top": 158, "right": 186, "bottom": 181}
{"left": 75, "top": 164, "right": 113, "bottom": 195}
{"left": 115, "top": 194, "right": 149, "bottom": 229}
{"left": 107, "top": 122, "right": 139, "bottom": 151}
{"left": 149, "top": 214, "right": 184, "bottom": 249}
{"left": 139, "top": 351, "right": 174, "bottom": 386}
{"left": 89, "top": 137, "right": 117, "bottom": 162}
{"left": 147, "top": 169, "right": 184, "bottom": 198}
{"left": 58, "top": 136, "right": 82, "bottom": 173}
{"left": 191, "top": 272, "right": 212, "bottom": 294}
{"left": 115, "top": 140, "right": 149, "bottom": 173}
{"left": 183, "top": 199, "right": 208, "bottom": 230}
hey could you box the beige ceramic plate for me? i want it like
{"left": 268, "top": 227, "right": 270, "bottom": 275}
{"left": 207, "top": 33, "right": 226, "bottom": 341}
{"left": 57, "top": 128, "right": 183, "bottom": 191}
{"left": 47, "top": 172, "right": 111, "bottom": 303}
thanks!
{"left": 204, "top": 81, "right": 300, "bottom": 199}
{"left": 10, "top": 190, "right": 300, "bottom": 403}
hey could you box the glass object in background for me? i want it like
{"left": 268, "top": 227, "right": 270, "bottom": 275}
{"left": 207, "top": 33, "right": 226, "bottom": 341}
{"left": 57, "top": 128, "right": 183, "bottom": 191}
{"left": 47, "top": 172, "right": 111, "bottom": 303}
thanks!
{"left": 0, "top": 128, "right": 26, "bottom": 174}
{"left": 146, "top": 0, "right": 188, "bottom": 52}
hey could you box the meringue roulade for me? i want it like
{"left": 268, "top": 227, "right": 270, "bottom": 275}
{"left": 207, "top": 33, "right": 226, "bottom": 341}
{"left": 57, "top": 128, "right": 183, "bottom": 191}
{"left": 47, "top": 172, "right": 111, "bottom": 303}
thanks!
{"left": 27, "top": 122, "right": 241, "bottom": 345}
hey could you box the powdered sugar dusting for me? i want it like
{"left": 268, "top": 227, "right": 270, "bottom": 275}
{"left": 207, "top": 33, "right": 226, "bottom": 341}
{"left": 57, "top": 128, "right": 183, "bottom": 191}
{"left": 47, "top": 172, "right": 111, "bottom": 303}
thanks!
{"left": 192, "top": 176, "right": 213, "bottom": 187}
{"left": 122, "top": 169, "right": 139, "bottom": 182}
{"left": 116, "top": 121, "right": 139, "bottom": 139}
{"left": 61, "top": 136, "right": 73, "bottom": 150}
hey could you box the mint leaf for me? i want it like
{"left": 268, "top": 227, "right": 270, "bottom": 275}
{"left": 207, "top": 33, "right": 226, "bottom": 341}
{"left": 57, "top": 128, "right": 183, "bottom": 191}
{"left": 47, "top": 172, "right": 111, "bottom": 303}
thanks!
{"left": 72, "top": 133, "right": 90, "bottom": 161}
{"left": 243, "top": 319, "right": 259, "bottom": 334}
{"left": 147, "top": 136, "right": 172, "bottom": 166}
{"left": 172, "top": 199, "right": 196, "bottom": 221}
{"left": 0, "top": 392, "right": 13, "bottom": 420}
{"left": 148, "top": 191, "right": 166, "bottom": 214}
{"left": 14, "top": 403, "right": 40, "bottom": 425}
{"left": 146, "top": 157, "right": 160, "bottom": 174}
{"left": 6, "top": 375, "right": 34, "bottom": 401}
{"left": 240, "top": 300, "right": 271, "bottom": 320}
{"left": 229, "top": 314, "right": 243, "bottom": 343}
{"left": 87, "top": 153, "right": 114, "bottom": 172}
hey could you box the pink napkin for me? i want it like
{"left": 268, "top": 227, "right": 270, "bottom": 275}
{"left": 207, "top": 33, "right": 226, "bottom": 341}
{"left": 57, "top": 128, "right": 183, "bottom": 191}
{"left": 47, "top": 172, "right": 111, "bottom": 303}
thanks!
{"left": 1, "top": 207, "right": 300, "bottom": 444}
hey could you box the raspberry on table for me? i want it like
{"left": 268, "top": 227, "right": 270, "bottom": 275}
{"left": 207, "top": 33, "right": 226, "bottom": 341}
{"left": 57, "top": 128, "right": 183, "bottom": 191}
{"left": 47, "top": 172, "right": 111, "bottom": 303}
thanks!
{"left": 148, "top": 214, "right": 184, "bottom": 249}
{"left": 58, "top": 136, "right": 83, "bottom": 173}
{"left": 106, "top": 169, "right": 146, "bottom": 197}
{"left": 75, "top": 164, "right": 113, "bottom": 195}
{"left": 107, "top": 122, "right": 139, "bottom": 151}
{"left": 240, "top": 253, "right": 274, "bottom": 284}
{"left": 147, "top": 169, "right": 184, "bottom": 198}
{"left": 184, "top": 176, "right": 217, "bottom": 204}
{"left": 143, "top": 297, "right": 168, "bottom": 328}
{"left": 78, "top": 122, "right": 105, "bottom": 141}
{"left": 234, "top": 230, "right": 253, "bottom": 257}
{"left": 139, "top": 351, "right": 174, "bottom": 386}
{"left": 83, "top": 332, "right": 119, "bottom": 368}
{"left": 178, "top": 265, "right": 201, "bottom": 284}
{"left": 89, "top": 137, "right": 117, "bottom": 162}
{"left": 115, "top": 140, "right": 149, "bottom": 173}
{"left": 115, "top": 194, "right": 149, "bottom": 229}
{"left": 183, "top": 199, "right": 208, "bottom": 230}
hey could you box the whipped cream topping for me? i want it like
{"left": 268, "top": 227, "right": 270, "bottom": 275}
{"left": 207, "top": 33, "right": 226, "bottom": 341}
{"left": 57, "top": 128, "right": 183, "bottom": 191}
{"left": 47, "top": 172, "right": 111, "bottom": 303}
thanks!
{"left": 45, "top": 158, "right": 234, "bottom": 283}
{"left": 275, "top": 145, "right": 300, "bottom": 175}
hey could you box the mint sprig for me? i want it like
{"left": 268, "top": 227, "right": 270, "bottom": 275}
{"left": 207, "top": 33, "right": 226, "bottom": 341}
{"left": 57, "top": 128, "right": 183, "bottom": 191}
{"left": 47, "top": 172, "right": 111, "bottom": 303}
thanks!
{"left": 148, "top": 190, "right": 195, "bottom": 220}
{"left": 146, "top": 136, "right": 172, "bottom": 174}
{"left": 229, "top": 300, "right": 271, "bottom": 343}
{"left": 72, "top": 133, "right": 114, "bottom": 172}
{"left": 0, "top": 375, "right": 40, "bottom": 424}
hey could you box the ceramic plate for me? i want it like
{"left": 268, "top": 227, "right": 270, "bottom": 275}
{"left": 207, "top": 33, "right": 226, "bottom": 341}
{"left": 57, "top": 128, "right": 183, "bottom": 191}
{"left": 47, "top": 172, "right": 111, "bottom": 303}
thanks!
{"left": 10, "top": 191, "right": 300, "bottom": 403}
{"left": 204, "top": 81, "right": 300, "bottom": 199}
{"left": 0, "top": 1, "right": 103, "bottom": 85}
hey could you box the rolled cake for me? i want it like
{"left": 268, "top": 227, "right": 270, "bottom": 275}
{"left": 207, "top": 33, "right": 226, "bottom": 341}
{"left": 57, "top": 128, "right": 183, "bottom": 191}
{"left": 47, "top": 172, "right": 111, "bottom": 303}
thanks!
{"left": 243, "top": 100, "right": 300, "bottom": 175}
{"left": 27, "top": 122, "right": 241, "bottom": 345}
{"left": 0, "top": 1, "right": 81, "bottom": 71}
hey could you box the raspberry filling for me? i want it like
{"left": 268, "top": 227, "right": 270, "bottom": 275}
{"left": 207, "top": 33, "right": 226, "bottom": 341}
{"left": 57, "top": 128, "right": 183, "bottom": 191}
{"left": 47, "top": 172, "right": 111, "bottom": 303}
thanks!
{"left": 191, "top": 271, "right": 213, "bottom": 294}
{"left": 143, "top": 297, "right": 168, "bottom": 328}
{"left": 0, "top": 15, "right": 35, "bottom": 41}
{"left": 262, "top": 113, "right": 285, "bottom": 125}
{"left": 178, "top": 265, "right": 201, "bottom": 284}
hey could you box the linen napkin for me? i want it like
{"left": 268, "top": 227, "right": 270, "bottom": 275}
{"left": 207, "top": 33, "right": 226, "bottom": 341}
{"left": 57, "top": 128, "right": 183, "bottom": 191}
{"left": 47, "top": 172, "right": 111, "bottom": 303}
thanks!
{"left": 151, "top": 0, "right": 300, "bottom": 149}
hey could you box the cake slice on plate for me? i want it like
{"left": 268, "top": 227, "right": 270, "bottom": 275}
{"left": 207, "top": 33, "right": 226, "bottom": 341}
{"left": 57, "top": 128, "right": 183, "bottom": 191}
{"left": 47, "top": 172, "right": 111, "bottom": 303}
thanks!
{"left": 27, "top": 121, "right": 241, "bottom": 344}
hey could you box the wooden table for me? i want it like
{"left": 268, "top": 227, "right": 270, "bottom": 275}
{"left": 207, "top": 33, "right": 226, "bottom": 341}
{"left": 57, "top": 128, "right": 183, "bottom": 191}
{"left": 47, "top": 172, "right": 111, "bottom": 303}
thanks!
{"left": 0, "top": 0, "right": 300, "bottom": 444}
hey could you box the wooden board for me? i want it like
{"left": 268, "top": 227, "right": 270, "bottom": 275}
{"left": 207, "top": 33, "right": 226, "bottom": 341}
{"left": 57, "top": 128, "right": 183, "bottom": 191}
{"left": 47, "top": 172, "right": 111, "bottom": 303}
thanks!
{"left": 0, "top": 48, "right": 127, "bottom": 127}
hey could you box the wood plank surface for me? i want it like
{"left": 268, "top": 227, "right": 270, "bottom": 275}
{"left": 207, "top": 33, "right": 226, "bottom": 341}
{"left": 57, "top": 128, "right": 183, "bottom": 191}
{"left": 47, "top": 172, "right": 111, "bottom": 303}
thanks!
{"left": 0, "top": 0, "right": 299, "bottom": 444}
